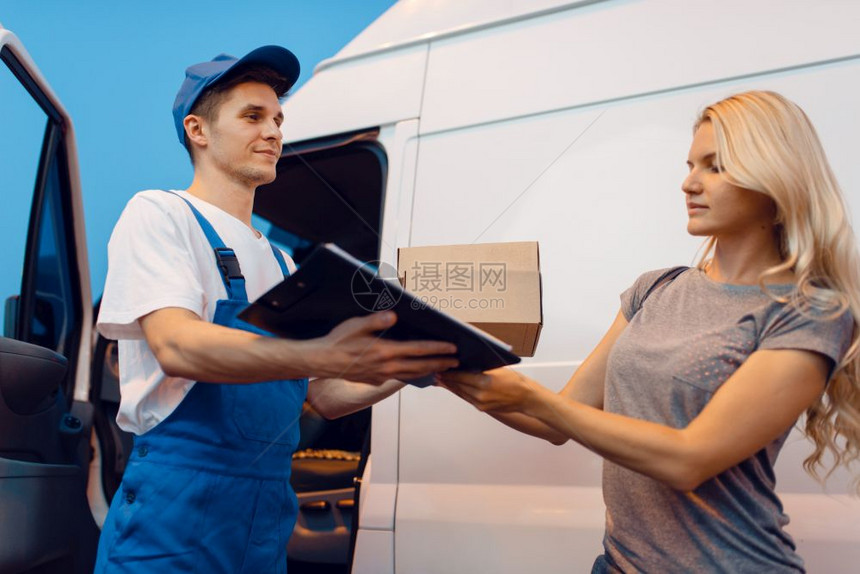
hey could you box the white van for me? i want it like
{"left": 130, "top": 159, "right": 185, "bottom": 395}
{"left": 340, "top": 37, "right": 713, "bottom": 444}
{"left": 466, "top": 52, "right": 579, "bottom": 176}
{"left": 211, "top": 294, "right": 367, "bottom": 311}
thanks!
{"left": 271, "top": 1, "right": 860, "bottom": 573}
{"left": 3, "top": 2, "right": 860, "bottom": 573}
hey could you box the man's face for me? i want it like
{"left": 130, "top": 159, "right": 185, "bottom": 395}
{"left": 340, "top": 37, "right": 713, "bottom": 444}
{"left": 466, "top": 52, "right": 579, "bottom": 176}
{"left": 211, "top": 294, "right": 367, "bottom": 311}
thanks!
{"left": 202, "top": 81, "right": 284, "bottom": 187}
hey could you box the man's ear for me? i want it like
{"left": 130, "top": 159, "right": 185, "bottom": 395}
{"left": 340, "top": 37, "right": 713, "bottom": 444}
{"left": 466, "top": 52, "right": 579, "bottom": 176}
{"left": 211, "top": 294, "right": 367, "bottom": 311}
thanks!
{"left": 184, "top": 114, "right": 208, "bottom": 149}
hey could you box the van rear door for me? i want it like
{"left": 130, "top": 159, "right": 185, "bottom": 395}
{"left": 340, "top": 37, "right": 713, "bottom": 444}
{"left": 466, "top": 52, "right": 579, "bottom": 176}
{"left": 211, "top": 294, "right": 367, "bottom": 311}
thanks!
{"left": 0, "top": 25, "right": 98, "bottom": 574}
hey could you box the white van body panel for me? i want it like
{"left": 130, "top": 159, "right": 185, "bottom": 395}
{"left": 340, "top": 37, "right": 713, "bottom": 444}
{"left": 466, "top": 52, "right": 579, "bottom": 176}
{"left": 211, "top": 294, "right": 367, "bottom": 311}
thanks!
{"left": 357, "top": 120, "right": 420, "bottom": 532}
{"left": 281, "top": 1, "right": 860, "bottom": 572}
{"left": 329, "top": 0, "right": 593, "bottom": 62}
{"left": 418, "top": 0, "right": 860, "bottom": 134}
{"left": 281, "top": 46, "right": 426, "bottom": 144}
{"left": 351, "top": 527, "right": 394, "bottom": 574}
{"left": 396, "top": 483, "right": 605, "bottom": 573}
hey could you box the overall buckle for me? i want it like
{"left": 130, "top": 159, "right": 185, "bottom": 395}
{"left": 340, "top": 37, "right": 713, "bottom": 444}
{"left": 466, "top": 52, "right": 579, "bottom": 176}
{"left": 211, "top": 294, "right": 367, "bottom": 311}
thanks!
{"left": 214, "top": 248, "right": 244, "bottom": 281}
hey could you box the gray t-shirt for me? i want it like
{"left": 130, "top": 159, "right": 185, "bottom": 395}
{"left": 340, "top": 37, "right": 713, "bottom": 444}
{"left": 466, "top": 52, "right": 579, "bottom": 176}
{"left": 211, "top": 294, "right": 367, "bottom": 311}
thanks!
{"left": 600, "top": 267, "right": 853, "bottom": 574}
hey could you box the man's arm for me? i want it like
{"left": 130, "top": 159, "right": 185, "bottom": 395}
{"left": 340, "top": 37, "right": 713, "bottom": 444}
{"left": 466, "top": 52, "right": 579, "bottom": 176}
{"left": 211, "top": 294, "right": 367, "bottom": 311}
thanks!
{"left": 140, "top": 307, "right": 458, "bottom": 385}
{"left": 307, "top": 378, "right": 405, "bottom": 420}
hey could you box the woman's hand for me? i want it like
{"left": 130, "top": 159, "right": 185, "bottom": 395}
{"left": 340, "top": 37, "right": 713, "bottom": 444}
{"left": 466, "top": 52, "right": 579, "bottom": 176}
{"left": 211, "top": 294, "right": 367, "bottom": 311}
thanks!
{"left": 437, "top": 367, "right": 540, "bottom": 413}
{"left": 437, "top": 368, "right": 571, "bottom": 444}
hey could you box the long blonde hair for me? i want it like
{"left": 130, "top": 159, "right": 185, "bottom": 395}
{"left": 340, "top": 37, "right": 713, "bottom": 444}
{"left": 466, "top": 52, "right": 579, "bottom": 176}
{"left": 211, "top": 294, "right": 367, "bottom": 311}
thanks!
{"left": 695, "top": 90, "right": 860, "bottom": 485}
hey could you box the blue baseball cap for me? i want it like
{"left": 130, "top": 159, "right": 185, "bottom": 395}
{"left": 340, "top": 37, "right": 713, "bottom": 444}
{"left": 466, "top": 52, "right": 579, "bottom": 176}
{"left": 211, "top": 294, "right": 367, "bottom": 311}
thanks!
{"left": 172, "top": 45, "right": 300, "bottom": 145}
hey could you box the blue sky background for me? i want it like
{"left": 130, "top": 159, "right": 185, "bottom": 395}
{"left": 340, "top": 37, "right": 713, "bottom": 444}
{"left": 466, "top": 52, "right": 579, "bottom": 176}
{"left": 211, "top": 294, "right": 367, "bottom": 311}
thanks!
{"left": 0, "top": 1, "right": 395, "bottom": 317}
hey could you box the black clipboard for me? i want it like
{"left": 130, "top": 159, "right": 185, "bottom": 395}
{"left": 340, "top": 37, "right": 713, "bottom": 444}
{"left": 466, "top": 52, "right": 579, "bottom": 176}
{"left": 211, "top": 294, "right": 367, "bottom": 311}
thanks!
{"left": 238, "top": 243, "right": 521, "bottom": 374}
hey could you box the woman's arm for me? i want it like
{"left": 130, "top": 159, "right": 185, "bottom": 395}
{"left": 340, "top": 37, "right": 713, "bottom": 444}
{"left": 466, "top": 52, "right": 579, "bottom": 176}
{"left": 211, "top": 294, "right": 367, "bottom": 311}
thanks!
{"left": 440, "top": 375, "right": 568, "bottom": 444}
{"left": 439, "top": 310, "right": 629, "bottom": 445}
{"left": 443, "top": 347, "right": 829, "bottom": 491}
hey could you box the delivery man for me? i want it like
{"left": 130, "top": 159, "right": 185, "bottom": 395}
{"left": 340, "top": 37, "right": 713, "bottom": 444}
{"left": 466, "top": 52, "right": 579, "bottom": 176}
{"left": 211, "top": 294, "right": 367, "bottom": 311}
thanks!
{"left": 93, "top": 46, "right": 458, "bottom": 573}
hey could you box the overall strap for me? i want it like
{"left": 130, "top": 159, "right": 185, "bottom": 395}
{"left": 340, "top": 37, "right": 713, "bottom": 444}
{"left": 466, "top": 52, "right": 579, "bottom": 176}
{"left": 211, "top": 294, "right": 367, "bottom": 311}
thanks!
{"left": 164, "top": 191, "right": 249, "bottom": 301}
{"left": 270, "top": 245, "right": 291, "bottom": 278}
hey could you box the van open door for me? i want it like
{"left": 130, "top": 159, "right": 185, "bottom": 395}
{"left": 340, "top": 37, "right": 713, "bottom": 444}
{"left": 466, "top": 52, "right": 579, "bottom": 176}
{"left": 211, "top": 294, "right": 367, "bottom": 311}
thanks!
{"left": 0, "top": 25, "right": 98, "bottom": 574}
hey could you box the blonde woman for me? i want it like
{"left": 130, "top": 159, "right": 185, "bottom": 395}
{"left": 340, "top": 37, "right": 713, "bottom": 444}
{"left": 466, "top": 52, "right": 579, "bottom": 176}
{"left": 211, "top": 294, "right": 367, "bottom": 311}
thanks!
{"left": 440, "top": 91, "right": 860, "bottom": 573}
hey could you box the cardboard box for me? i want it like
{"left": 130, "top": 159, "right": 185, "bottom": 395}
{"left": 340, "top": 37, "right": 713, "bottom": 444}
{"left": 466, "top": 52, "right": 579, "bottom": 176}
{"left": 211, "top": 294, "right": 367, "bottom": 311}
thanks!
{"left": 397, "top": 241, "right": 542, "bottom": 357}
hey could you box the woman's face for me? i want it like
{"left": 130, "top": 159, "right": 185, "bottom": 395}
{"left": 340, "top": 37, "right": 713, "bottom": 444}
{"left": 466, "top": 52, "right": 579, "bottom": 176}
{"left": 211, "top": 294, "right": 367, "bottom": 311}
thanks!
{"left": 682, "top": 121, "right": 777, "bottom": 239}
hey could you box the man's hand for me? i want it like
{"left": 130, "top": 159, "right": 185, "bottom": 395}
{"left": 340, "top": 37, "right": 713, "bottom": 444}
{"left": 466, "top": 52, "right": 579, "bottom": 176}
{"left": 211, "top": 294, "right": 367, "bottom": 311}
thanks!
{"left": 305, "top": 312, "right": 459, "bottom": 384}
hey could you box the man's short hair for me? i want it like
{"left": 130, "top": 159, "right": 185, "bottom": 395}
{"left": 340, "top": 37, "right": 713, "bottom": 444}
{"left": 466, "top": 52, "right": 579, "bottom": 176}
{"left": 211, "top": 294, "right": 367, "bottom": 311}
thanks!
{"left": 183, "top": 65, "right": 290, "bottom": 163}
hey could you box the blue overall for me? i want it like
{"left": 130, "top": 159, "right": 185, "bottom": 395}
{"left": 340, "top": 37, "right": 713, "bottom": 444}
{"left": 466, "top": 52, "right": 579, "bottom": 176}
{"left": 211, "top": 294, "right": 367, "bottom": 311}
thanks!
{"left": 95, "top": 194, "right": 308, "bottom": 573}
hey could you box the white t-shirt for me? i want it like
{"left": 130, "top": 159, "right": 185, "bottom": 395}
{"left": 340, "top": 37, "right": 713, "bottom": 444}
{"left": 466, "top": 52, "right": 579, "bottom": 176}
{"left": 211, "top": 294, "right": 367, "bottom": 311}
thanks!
{"left": 97, "top": 189, "right": 297, "bottom": 435}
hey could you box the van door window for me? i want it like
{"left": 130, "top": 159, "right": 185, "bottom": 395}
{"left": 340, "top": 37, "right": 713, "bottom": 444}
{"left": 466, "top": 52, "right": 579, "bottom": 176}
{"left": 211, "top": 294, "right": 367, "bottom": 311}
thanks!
{"left": 0, "top": 46, "right": 82, "bottom": 396}
{"left": 0, "top": 47, "right": 48, "bottom": 336}
{"left": 23, "top": 142, "right": 80, "bottom": 359}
